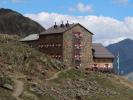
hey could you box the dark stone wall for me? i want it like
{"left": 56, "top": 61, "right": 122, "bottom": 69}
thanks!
{"left": 21, "top": 40, "right": 39, "bottom": 48}
{"left": 38, "top": 34, "right": 63, "bottom": 60}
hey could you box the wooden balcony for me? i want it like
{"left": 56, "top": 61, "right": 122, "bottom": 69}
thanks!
{"left": 85, "top": 67, "right": 114, "bottom": 73}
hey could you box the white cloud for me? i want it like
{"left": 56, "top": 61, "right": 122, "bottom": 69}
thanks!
{"left": 69, "top": 2, "right": 92, "bottom": 13}
{"left": 77, "top": 2, "right": 92, "bottom": 13}
{"left": 25, "top": 12, "right": 133, "bottom": 46}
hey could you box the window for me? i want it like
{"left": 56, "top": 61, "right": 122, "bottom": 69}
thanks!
{"left": 105, "top": 64, "right": 109, "bottom": 68}
{"left": 74, "top": 44, "right": 82, "bottom": 49}
{"left": 75, "top": 60, "right": 81, "bottom": 68}
{"left": 29, "top": 44, "right": 32, "bottom": 48}
{"left": 94, "top": 64, "right": 97, "bottom": 67}
{"left": 39, "top": 43, "right": 62, "bottom": 48}
{"left": 74, "top": 54, "right": 82, "bottom": 61}
{"left": 74, "top": 32, "right": 83, "bottom": 38}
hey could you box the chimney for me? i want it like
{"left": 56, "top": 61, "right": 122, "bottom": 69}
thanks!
{"left": 66, "top": 20, "right": 69, "bottom": 27}
{"left": 60, "top": 21, "right": 64, "bottom": 27}
{"left": 54, "top": 22, "right": 57, "bottom": 28}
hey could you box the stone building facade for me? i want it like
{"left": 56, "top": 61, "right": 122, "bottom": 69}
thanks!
{"left": 38, "top": 23, "right": 93, "bottom": 69}
{"left": 62, "top": 24, "right": 93, "bottom": 68}
{"left": 20, "top": 22, "right": 114, "bottom": 70}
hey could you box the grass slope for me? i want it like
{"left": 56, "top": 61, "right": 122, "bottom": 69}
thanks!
{"left": 0, "top": 76, "right": 16, "bottom": 100}
{"left": 0, "top": 34, "right": 64, "bottom": 78}
{"left": 0, "top": 34, "right": 64, "bottom": 100}
{"left": 0, "top": 34, "right": 133, "bottom": 100}
{"left": 21, "top": 69, "right": 133, "bottom": 100}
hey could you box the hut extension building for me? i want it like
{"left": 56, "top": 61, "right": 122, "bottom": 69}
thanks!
{"left": 21, "top": 22, "right": 114, "bottom": 71}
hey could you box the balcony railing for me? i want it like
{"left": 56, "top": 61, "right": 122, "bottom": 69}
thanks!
{"left": 74, "top": 32, "right": 83, "bottom": 38}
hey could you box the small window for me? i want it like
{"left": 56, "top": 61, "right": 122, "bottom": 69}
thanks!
{"left": 105, "top": 64, "right": 109, "bottom": 68}
{"left": 74, "top": 32, "right": 83, "bottom": 38}
{"left": 94, "top": 64, "right": 97, "bottom": 67}
{"left": 29, "top": 44, "right": 32, "bottom": 47}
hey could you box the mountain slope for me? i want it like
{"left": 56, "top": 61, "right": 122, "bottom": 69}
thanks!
{"left": 0, "top": 34, "right": 132, "bottom": 100}
{"left": 1, "top": 69, "right": 133, "bottom": 100}
{"left": 0, "top": 34, "right": 64, "bottom": 79}
{"left": 0, "top": 34, "right": 65, "bottom": 100}
{"left": 107, "top": 39, "right": 133, "bottom": 75}
{"left": 0, "top": 8, "right": 45, "bottom": 36}
{"left": 21, "top": 70, "right": 133, "bottom": 100}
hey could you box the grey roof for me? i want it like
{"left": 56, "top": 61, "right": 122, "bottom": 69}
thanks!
{"left": 40, "top": 23, "right": 93, "bottom": 35}
{"left": 92, "top": 43, "right": 115, "bottom": 59}
{"left": 20, "top": 34, "right": 39, "bottom": 41}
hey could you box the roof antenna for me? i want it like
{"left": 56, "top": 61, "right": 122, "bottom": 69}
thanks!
{"left": 54, "top": 22, "right": 57, "bottom": 28}
{"left": 66, "top": 20, "right": 69, "bottom": 27}
{"left": 60, "top": 21, "right": 64, "bottom": 27}
{"left": 67, "top": 20, "right": 69, "bottom": 24}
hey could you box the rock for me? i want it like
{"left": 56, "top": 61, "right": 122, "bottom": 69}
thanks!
{"left": 22, "top": 91, "right": 38, "bottom": 100}
{"left": 3, "top": 84, "right": 13, "bottom": 90}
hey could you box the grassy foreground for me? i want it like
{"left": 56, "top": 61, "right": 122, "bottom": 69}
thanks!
{"left": 22, "top": 69, "right": 133, "bottom": 100}
{"left": 0, "top": 34, "right": 132, "bottom": 100}
{"left": 0, "top": 34, "right": 64, "bottom": 100}
{"left": 0, "top": 34, "right": 64, "bottom": 78}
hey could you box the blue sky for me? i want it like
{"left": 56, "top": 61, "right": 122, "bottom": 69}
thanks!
{"left": 0, "top": 0, "right": 133, "bottom": 20}
{"left": 0, "top": 0, "right": 133, "bottom": 45}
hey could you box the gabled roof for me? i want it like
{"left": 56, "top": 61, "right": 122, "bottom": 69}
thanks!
{"left": 40, "top": 23, "right": 93, "bottom": 35}
{"left": 92, "top": 43, "right": 115, "bottom": 59}
{"left": 20, "top": 34, "right": 39, "bottom": 42}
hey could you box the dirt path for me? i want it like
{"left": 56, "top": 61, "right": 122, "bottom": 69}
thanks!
{"left": 12, "top": 68, "right": 71, "bottom": 99}
{"left": 119, "top": 77, "right": 133, "bottom": 89}
{"left": 46, "top": 67, "right": 71, "bottom": 81}
{"left": 12, "top": 79, "right": 24, "bottom": 100}
{"left": 113, "top": 75, "right": 133, "bottom": 89}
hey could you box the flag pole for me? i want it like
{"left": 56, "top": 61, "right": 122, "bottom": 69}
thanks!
{"left": 117, "top": 52, "right": 120, "bottom": 75}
